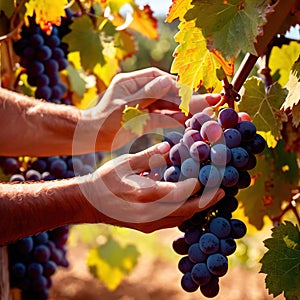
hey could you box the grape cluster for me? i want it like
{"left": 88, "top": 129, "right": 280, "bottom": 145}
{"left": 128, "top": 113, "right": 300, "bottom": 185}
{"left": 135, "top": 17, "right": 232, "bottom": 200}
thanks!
{"left": 13, "top": 13, "right": 72, "bottom": 104}
{"left": 0, "top": 152, "right": 103, "bottom": 299}
{"left": 1, "top": 153, "right": 103, "bottom": 182}
{"left": 162, "top": 108, "right": 266, "bottom": 298}
{"left": 8, "top": 227, "right": 69, "bottom": 300}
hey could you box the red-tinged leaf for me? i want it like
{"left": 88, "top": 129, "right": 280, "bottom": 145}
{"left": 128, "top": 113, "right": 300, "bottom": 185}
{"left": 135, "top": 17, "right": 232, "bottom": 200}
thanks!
{"left": 166, "top": 0, "right": 193, "bottom": 22}
{"left": 211, "top": 49, "right": 234, "bottom": 77}
{"left": 171, "top": 20, "right": 222, "bottom": 115}
{"left": 24, "top": 0, "right": 67, "bottom": 28}
{"left": 128, "top": 4, "right": 158, "bottom": 39}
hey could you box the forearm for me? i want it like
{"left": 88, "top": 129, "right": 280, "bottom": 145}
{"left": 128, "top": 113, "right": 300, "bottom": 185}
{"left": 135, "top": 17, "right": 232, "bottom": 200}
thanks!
{"left": 0, "top": 177, "right": 99, "bottom": 244}
{"left": 0, "top": 88, "right": 85, "bottom": 156}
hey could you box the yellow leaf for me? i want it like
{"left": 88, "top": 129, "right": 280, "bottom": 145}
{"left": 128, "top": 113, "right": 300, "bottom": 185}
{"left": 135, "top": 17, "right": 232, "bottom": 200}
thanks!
{"left": 166, "top": 0, "right": 193, "bottom": 23}
{"left": 25, "top": 0, "right": 67, "bottom": 27}
{"left": 73, "top": 86, "right": 98, "bottom": 110}
{"left": 128, "top": 4, "right": 158, "bottom": 39}
{"left": 211, "top": 49, "right": 234, "bottom": 77}
{"left": 258, "top": 131, "right": 277, "bottom": 149}
{"left": 121, "top": 104, "right": 149, "bottom": 135}
{"left": 171, "top": 20, "right": 221, "bottom": 115}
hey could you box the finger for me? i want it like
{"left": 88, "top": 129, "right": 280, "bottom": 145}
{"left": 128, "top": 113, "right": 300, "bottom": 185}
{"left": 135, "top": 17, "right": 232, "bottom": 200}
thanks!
{"left": 128, "top": 142, "right": 170, "bottom": 173}
{"left": 128, "top": 76, "right": 179, "bottom": 109}
{"left": 189, "top": 93, "right": 221, "bottom": 115}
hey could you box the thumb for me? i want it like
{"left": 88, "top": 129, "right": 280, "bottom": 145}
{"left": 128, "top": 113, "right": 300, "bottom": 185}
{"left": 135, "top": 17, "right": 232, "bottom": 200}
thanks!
{"left": 129, "top": 142, "right": 170, "bottom": 173}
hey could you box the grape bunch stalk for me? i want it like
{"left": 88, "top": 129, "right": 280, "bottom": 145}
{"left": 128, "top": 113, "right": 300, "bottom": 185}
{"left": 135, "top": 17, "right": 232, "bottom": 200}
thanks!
{"left": 162, "top": 107, "right": 266, "bottom": 298}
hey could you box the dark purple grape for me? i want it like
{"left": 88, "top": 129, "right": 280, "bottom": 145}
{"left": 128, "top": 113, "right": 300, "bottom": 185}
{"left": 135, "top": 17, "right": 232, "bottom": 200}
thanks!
{"left": 189, "top": 141, "right": 210, "bottom": 162}
{"left": 36, "top": 45, "right": 52, "bottom": 61}
{"left": 163, "top": 165, "right": 181, "bottom": 182}
{"left": 191, "top": 262, "right": 212, "bottom": 285}
{"left": 200, "top": 275, "right": 220, "bottom": 298}
{"left": 169, "top": 141, "right": 190, "bottom": 166}
{"left": 2, "top": 157, "right": 19, "bottom": 174}
{"left": 178, "top": 256, "right": 194, "bottom": 273}
{"left": 206, "top": 253, "right": 228, "bottom": 276}
{"left": 218, "top": 108, "right": 238, "bottom": 129}
{"left": 190, "top": 112, "right": 211, "bottom": 130}
{"left": 236, "top": 121, "right": 256, "bottom": 142}
{"left": 181, "top": 272, "right": 199, "bottom": 293}
{"left": 172, "top": 237, "right": 189, "bottom": 255}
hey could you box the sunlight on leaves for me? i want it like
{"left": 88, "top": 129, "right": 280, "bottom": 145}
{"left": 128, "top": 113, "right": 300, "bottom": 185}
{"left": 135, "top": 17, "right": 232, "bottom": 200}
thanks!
{"left": 87, "top": 236, "right": 140, "bottom": 290}
{"left": 25, "top": 0, "right": 67, "bottom": 27}
{"left": 171, "top": 20, "right": 222, "bottom": 115}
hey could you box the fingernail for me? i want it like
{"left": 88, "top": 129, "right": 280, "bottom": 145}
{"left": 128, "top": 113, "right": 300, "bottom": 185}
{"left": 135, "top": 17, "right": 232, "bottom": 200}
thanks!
{"left": 157, "top": 142, "right": 170, "bottom": 154}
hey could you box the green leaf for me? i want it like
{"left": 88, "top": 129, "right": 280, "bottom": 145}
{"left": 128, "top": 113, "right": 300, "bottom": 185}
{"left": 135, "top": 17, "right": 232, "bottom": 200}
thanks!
{"left": 184, "top": 0, "right": 270, "bottom": 59}
{"left": 87, "top": 236, "right": 140, "bottom": 290}
{"left": 269, "top": 42, "right": 300, "bottom": 87}
{"left": 238, "top": 141, "right": 299, "bottom": 229}
{"left": 63, "top": 15, "right": 105, "bottom": 71}
{"left": 238, "top": 77, "right": 288, "bottom": 141}
{"left": 65, "top": 64, "right": 86, "bottom": 98}
{"left": 260, "top": 221, "right": 300, "bottom": 299}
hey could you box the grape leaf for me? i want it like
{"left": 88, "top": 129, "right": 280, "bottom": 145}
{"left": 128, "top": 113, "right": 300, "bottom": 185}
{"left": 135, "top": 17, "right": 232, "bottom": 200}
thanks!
{"left": 269, "top": 42, "right": 300, "bottom": 87}
{"left": 184, "top": 0, "right": 271, "bottom": 59}
{"left": 128, "top": 4, "right": 158, "bottom": 40}
{"left": 121, "top": 104, "right": 150, "bottom": 135}
{"left": 166, "top": 0, "right": 193, "bottom": 22}
{"left": 170, "top": 20, "right": 222, "bottom": 115}
{"left": 238, "top": 77, "right": 288, "bottom": 141}
{"left": 65, "top": 64, "right": 86, "bottom": 98}
{"left": 115, "top": 31, "right": 137, "bottom": 61}
{"left": 63, "top": 15, "right": 105, "bottom": 71}
{"left": 25, "top": 0, "right": 67, "bottom": 27}
{"left": 281, "top": 60, "right": 300, "bottom": 127}
{"left": 87, "top": 236, "right": 140, "bottom": 290}
{"left": 260, "top": 221, "right": 300, "bottom": 299}
{"left": 238, "top": 141, "right": 299, "bottom": 230}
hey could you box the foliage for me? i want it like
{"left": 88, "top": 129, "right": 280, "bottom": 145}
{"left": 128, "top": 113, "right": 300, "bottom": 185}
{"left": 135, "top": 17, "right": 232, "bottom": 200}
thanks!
{"left": 260, "top": 221, "right": 300, "bottom": 299}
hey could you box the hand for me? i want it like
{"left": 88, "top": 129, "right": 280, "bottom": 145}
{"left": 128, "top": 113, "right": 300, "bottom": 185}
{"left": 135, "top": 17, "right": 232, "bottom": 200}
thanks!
{"left": 74, "top": 68, "right": 221, "bottom": 152}
{"left": 79, "top": 142, "right": 225, "bottom": 233}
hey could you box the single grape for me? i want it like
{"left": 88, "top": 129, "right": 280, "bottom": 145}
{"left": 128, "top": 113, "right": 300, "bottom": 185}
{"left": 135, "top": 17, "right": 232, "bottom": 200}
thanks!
{"left": 246, "top": 133, "right": 266, "bottom": 154}
{"left": 181, "top": 272, "right": 199, "bottom": 293}
{"left": 198, "top": 164, "right": 221, "bottom": 188}
{"left": 35, "top": 86, "right": 52, "bottom": 100}
{"left": 237, "top": 171, "right": 251, "bottom": 189}
{"left": 188, "top": 243, "right": 207, "bottom": 263}
{"left": 27, "top": 262, "right": 43, "bottom": 279}
{"left": 43, "top": 260, "right": 57, "bottom": 277}
{"left": 36, "top": 45, "right": 52, "bottom": 61}
{"left": 16, "top": 237, "right": 34, "bottom": 255}
{"left": 31, "top": 275, "right": 48, "bottom": 292}
{"left": 33, "top": 232, "right": 49, "bottom": 245}
{"left": 200, "top": 120, "right": 223, "bottom": 143}
{"left": 31, "top": 159, "right": 47, "bottom": 173}
{"left": 49, "top": 158, "right": 68, "bottom": 178}
{"left": 191, "top": 262, "right": 212, "bottom": 285}
{"left": 224, "top": 128, "right": 242, "bottom": 148}
{"left": 218, "top": 108, "right": 238, "bottom": 129}
{"left": 190, "top": 112, "right": 211, "bottom": 130}
{"left": 210, "top": 144, "right": 231, "bottom": 166}
{"left": 199, "top": 233, "right": 219, "bottom": 254}
{"left": 172, "top": 236, "right": 189, "bottom": 255}
{"left": 169, "top": 142, "right": 190, "bottom": 166}
{"left": 221, "top": 165, "right": 239, "bottom": 187}
{"left": 33, "top": 245, "right": 51, "bottom": 263}
{"left": 29, "top": 60, "right": 45, "bottom": 76}
{"left": 219, "top": 237, "right": 237, "bottom": 256}
{"left": 181, "top": 158, "right": 200, "bottom": 178}
{"left": 44, "top": 59, "right": 59, "bottom": 74}
{"left": 11, "top": 262, "right": 26, "bottom": 278}
{"left": 189, "top": 141, "right": 210, "bottom": 162}
{"left": 178, "top": 256, "right": 194, "bottom": 274}
{"left": 25, "top": 169, "right": 42, "bottom": 181}
{"left": 230, "top": 219, "right": 247, "bottom": 239}
{"left": 209, "top": 217, "right": 231, "bottom": 238}
{"left": 206, "top": 253, "right": 228, "bottom": 276}
{"left": 238, "top": 111, "right": 251, "bottom": 122}
{"left": 236, "top": 120, "right": 256, "bottom": 142}
{"left": 29, "top": 34, "right": 44, "bottom": 47}
{"left": 182, "top": 129, "right": 202, "bottom": 148}
{"left": 163, "top": 165, "right": 181, "bottom": 182}
{"left": 184, "top": 227, "right": 202, "bottom": 245}
{"left": 9, "top": 174, "right": 25, "bottom": 182}
{"left": 2, "top": 157, "right": 19, "bottom": 174}
{"left": 230, "top": 147, "right": 249, "bottom": 169}
{"left": 200, "top": 275, "right": 220, "bottom": 298}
